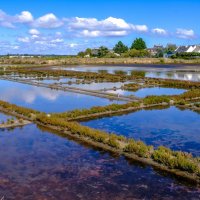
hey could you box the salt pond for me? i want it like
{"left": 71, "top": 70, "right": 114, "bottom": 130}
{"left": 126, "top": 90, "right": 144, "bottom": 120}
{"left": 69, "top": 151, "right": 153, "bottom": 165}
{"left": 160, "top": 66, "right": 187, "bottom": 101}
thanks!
{"left": 65, "top": 82, "right": 129, "bottom": 90}
{"left": 51, "top": 65, "right": 200, "bottom": 81}
{"left": 0, "top": 112, "right": 15, "bottom": 122}
{"left": 107, "top": 87, "right": 186, "bottom": 98}
{"left": 0, "top": 124, "right": 199, "bottom": 199}
{"left": 81, "top": 106, "right": 200, "bottom": 156}
{"left": 0, "top": 80, "right": 124, "bottom": 113}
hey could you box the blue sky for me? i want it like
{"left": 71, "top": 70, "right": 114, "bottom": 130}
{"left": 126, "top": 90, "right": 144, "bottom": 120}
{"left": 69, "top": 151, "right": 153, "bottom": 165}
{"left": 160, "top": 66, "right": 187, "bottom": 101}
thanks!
{"left": 0, "top": 0, "right": 200, "bottom": 55}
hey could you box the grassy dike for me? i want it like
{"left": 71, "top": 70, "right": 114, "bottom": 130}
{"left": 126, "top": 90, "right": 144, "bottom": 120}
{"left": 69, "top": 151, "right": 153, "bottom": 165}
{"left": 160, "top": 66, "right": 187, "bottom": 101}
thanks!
{"left": 1, "top": 57, "right": 200, "bottom": 65}
{"left": 52, "top": 90, "right": 200, "bottom": 121}
{"left": 0, "top": 94, "right": 200, "bottom": 184}
{"left": 122, "top": 78, "right": 200, "bottom": 91}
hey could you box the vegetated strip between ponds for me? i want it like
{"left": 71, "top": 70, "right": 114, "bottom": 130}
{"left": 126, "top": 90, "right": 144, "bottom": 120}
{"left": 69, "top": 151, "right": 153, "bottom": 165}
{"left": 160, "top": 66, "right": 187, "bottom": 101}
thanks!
{"left": 0, "top": 95, "right": 200, "bottom": 184}
{"left": 123, "top": 78, "right": 200, "bottom": 91}
{"left": 0, "top": 77, "right": 138, "bottom": 102}
{"left": 0, "top": 119, "right": 31, "bottom": 129}
{"left": 52, "top": 89, "right": 200, "bottom": 122}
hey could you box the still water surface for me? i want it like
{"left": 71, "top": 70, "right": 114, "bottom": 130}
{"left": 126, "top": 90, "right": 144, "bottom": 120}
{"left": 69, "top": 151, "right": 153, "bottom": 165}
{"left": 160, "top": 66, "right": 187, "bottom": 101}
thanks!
{"left": 52, "top": 65, "right": 200, "bottom": 81}
{"left": 0, "top": 80, "right": 124, "bottom": 113}
{"left": 0, "top": 124, "right": 199, "bottom": 199}
{"left": 82, "top": 106, "right": 200, "bottom": 156}
{"left": 107, "top": 87, "right": 186, "bottom": 97}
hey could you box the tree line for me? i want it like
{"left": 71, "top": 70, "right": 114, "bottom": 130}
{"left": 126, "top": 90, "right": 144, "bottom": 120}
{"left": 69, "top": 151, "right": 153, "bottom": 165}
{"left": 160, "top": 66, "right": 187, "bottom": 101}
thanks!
{"left": 77, "top": 38, "right": 150, "bottom": 58}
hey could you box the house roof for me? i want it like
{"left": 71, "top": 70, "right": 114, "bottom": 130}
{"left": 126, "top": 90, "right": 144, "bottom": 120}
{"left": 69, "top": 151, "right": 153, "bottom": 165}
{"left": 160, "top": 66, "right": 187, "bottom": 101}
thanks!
{"left": 175, "top": 45, "right": 200, "bottom": 53}
{"left": 193, "top": 46, "right": 200, "bottom": 53}
{"left": 175, "top": 46, "right": 189, "bottom": 53}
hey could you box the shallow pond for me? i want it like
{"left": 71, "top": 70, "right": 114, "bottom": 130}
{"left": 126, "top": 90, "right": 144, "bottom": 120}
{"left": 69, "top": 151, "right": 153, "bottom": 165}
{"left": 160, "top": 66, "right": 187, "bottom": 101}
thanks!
{"left": 52, "top": 65, "right": 200, "bottom": 81}
{"left": 0, "top": 112, "right": 15, "bottom": 122}
{"left": 81, "top": 106, "right": 200, "bottom": 156}
{"left": 66, "top": 82, "right": 129, "bottom": 91}
{"left": 0, "top": 80, "right": 124, "bottom": 113}
{"left": 146, "top": 71, "right": 200, "bottom": 82}
{"left": 34, "top": 77, "right": 78, "bottom": 84}
{"left": 0, "top": 124, "right": 199, "bottom": 199}
{"left": 106, "top": 87, "right": 186, "bottom": 98}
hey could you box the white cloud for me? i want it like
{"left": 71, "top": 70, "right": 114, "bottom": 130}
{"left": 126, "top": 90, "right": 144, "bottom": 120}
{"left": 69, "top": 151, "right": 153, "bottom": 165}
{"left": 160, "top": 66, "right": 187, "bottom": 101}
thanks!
{"left": 56, "top": 31, "right": 62, "bottom": 36}
{"left": 0, "top": 9, "right": 15, "bottom": 28}
{"left": 12, "top": 46, "right": 20, "bottom": 50}
{"left": 29, "top": 29, "right": 40, "bottom": 35}
{"left": 50, "top": 38, "right": 64, "bottom": 43}
{"left": 69, "top": 43, "right": 78, "bottom": 48}
{"left": 80, "top": 29, "right": 128, "bottom": 37}
{"left": 31, "top": 35, "right": 39, "bottom": 39}
{"left": 16, "top": 11, "right": 34, "bottom": 23}
{"left": 68, "top": 17, "right": 148, "bottom": 37}
{"left": 80, "top": 30, "right": 101, "bottom": 37}
{"left": 132, "top": 25, "right": 148, "bottom": 32}
{"left": 18, "top": 37, "right": 30, "bottom": 43}
{"left": 0, "top": 9, "right": 199, "bottom": 54}
{"left": 101, "top": 17, "right": 131, "bottom": 29}
{"left": 105, "top": 30, "right": 128, "bottom": 36}
{"left": 176, "top": 28, "right": 195, "bottom": 39}
{"left": 152, "top": 28, "right": 167, "bottom": 35}
{"left": 34, "top": 13, "right": 63, "bottom": 28}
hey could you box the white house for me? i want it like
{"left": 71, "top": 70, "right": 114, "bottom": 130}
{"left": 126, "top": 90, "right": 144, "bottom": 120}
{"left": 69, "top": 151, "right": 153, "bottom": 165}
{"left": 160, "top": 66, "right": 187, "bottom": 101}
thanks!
{"left": 175, "top": 45, "right": 200, "bottom": 53}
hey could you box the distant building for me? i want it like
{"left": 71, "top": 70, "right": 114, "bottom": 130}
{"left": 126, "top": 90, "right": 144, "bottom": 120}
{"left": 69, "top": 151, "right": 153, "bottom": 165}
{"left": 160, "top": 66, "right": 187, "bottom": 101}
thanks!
{"left": 91, "top": 48, "right": 99, "bottom": 56}
{"left": 148, "top": 45, "right": 164, "bottom": 56}
{"left": 175, "top": 45, "right": 200, "bottom": 53}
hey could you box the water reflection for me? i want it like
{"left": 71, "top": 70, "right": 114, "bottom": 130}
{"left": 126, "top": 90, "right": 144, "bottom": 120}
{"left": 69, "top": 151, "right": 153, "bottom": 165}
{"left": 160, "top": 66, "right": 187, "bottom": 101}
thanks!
{"left": 0, "top": 112, "right": 14, "bottom": 122}
{"left": 107, "top": 87, "right": 186, "bottom": 98}
{"left": 146, "top": 72, "right": 200, "bottom": 82}
{"left": 35, "top": 77, "right": 78, "bottom": 84}
{"left": 0, "top": 124, "right": 199, "bottom": 199}
{"left": 0, "top": 80, "right": 124, "bottom": 113}
{"left": 81, "top": 106, "right": 200, "bottom": 156}
{"left": 52, "top": 65, "right": 200, "bottom": 81}
{"left": 67, "top": 82, "right": 129, "bottom": 90}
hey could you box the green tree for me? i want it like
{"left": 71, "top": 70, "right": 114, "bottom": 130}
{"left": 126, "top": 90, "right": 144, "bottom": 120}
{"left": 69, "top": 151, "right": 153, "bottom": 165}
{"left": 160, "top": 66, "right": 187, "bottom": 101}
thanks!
{"left": 131, "top": 38, "right": 147, "bottom": 50}
{"left": 77, "top": 51, "right": 85, "bottom": 57}
{"left": 156, "top": 49, "right": 164, "bottom": 58}
{"left": 113, "top": 41, "right": 128, "bottom": 54}
{"left": 165, "top": 44, "right": 177, "bottom": 53}
{"left": 85, "top": 48, "right": 92, "bottom": 56}
{"left": 98, "top": 46, "right": 109, "bottom": 57}
{"left": 122, "top": 49, "right": 150, "bottom": 58}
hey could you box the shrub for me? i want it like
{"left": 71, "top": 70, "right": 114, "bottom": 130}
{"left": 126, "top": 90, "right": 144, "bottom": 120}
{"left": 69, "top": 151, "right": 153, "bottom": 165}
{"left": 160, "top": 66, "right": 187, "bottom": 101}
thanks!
{"left": 143, "top": 95, "right": 170, "bottom": 105}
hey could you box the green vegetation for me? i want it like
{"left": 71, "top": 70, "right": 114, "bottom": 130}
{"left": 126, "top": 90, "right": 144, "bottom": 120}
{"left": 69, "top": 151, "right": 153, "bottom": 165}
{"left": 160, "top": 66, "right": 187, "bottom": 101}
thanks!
{"left": 97, "top": 46, "right": 109, "bottom": 58}
{"left": 130, "top": 38, "right": 147, "bottom": 50}
{"left": 171, "top": 52, "right": 200, "bottom": 59}
{"left": 113, "top": 41, "right": 128, "bottom": 55}
{"left": 122, "top": 83, "right": 142, "bottom": 91}
{"left": 153, "top": 146, "right": 199, "bottom": 173}
{"left": 1, "top": 66, "right": 200, "bottom": 181}
{"left": 143, "top": 95, "right": 170, "bottom": 105}
{"left": 76, "top": 37, "right": 150, "bottom": 58}
{"left": 145, "top": 78, "right": 200, "bottom": 89}
{"left": 0, "top": 96, "right": 200, "bottom": 180}
{"left": 52, "top": 90, "right": 200, "bottom": 121}
{"left": 35, "top": 113, "right": 200, "bottom": 178}
{"left": 10, "top": 69, "right": 129, "bottom": 82}
{"left": 131, "top": 71, "right": 146, "bottom": 78}
{"left": 0, "top": 100, "right": 40, "bottom": 119}
{"left": 174, "top": 89, "right": 200, "bottom": 101}
{"left": 53, "top": 102, "right": 141, "bottom": 120}
{"left": 122, "top": 49, "right": 150, "bottom": 58}
{"left": 124, "top": 139, "right": 153, "bottom": 158}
